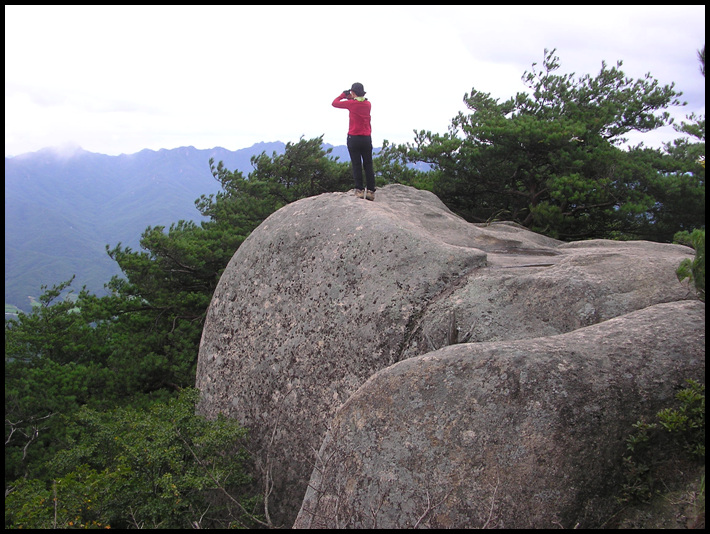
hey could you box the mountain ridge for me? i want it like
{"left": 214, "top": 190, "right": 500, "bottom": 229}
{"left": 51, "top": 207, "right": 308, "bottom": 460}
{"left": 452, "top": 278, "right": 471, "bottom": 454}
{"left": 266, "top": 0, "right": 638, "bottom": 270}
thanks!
{"left": 5, "top": 142, "right": 354, "bottom": 313}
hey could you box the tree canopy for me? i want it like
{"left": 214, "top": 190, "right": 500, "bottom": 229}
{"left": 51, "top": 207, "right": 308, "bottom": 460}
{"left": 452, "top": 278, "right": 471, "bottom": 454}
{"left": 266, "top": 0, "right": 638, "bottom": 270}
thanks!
{"left": 379, "top": 49, "right": 704, "bottom": 241}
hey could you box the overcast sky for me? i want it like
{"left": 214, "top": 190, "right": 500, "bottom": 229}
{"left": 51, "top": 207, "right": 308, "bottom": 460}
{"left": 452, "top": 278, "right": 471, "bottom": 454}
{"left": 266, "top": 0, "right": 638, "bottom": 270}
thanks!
{"left": 5, "top": 5, "right": 706, "bottom": 157}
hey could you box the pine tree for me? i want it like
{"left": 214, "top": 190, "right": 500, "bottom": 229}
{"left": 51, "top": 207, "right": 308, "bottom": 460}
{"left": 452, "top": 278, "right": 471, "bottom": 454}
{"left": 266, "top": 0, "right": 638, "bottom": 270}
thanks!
{"left": 381, "top": 49, "right": 703, "bottom": 240}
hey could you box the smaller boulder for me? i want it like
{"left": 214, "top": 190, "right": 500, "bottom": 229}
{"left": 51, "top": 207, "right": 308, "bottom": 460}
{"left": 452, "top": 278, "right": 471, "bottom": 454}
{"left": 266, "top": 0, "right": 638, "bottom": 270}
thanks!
{"left": 294, "top": 300, "right": 705, "bottom": 529}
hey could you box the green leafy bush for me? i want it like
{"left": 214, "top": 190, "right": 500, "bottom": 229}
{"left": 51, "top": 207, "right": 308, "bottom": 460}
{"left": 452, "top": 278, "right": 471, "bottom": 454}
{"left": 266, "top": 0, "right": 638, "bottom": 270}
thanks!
{"left": 5, "top": 388, "right": 261, "bottom": 529}
{"left": 675, "top": 229, "right": 706, "bottom": 302}
{"left": 620, "top": 379, "right": 705, "bottom": 503}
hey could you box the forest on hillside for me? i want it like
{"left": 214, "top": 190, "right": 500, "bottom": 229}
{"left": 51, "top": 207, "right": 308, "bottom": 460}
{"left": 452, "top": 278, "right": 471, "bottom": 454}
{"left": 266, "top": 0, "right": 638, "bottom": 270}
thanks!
{"left": 5, "top": 49, "right": 705, "bottom": 529}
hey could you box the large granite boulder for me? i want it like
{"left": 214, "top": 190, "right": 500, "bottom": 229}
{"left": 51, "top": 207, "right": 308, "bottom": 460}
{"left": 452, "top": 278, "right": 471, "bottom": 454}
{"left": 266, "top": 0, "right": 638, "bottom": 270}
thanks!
{"left": 194, "top": 184, "right": 701, "bottom": 527}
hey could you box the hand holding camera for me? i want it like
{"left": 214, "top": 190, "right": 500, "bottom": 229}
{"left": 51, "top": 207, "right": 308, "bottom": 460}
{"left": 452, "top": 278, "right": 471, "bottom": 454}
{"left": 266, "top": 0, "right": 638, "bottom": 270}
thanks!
{"left": 342, "top": 89, "right": 352, "bottom": 98}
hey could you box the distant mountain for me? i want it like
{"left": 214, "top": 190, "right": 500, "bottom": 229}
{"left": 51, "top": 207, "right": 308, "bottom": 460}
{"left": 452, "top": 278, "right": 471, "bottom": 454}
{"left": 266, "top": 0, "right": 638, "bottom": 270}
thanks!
{"left": 5, "top": 142, "right": 354, "bottom": 313}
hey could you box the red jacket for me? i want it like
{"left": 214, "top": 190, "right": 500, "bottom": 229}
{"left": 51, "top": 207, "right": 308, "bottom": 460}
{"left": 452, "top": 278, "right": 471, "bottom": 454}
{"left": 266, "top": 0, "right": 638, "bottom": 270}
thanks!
{"left": 332, "top": 94, "right": 372, "bottom": 136}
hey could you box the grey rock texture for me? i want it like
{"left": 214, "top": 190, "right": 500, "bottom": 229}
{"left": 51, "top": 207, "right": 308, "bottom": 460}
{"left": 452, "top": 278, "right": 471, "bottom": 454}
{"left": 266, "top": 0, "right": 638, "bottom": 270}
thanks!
{"left": 294, "top": 300, "right": 705, "bottom": 529}
{"left": 194, "top": 184, "right": 702, "bottom": 527}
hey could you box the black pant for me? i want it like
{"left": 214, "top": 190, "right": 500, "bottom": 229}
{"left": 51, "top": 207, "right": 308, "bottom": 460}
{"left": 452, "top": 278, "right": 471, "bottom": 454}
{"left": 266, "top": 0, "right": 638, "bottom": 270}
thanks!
{"left": 347, "top": 135, "right": 375, "bottom": 191}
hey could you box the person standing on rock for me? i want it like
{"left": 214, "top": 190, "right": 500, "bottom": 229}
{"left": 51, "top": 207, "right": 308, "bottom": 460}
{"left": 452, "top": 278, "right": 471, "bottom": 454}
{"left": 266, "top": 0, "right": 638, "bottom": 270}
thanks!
{"left": 332, "top": 82, "right": 376, "bottom": 201}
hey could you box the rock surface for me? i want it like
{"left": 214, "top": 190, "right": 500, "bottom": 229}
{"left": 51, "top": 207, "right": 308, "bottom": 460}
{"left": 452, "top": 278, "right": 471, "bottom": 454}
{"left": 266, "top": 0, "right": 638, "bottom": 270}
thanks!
{"left": 293, "top": 300, "right": 705, "bottom": 529}
{"left": 194, "top": 184, "right": 702, "bottom": 527}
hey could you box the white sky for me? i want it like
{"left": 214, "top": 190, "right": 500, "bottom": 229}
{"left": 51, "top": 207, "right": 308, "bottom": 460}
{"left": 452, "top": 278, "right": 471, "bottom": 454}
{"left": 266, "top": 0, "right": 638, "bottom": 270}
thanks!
{"left": 4, "top": 5, "right": 706, "bottom": 157}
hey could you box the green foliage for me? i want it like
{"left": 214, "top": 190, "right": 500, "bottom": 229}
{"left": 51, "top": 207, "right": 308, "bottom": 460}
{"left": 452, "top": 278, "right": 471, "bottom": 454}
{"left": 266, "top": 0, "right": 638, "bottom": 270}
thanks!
{"left": 379, "top": 48, "right": 704, "bottom": 241}
{"left": 5, "top": 357, "right": 116, "bottom": 481}
{"left": 5, "top": 388, "right": 260, "bottom": 529}
{"left": 675, "top": 229, "right": 706, "bottom": 302}
{"left": 620, "top": 380, "right": 705, "bottom": 503}
{"left": 246, "top": 135, "right": 353, "bottom": 200}
{"left": 5, "top": 277, "right": 110, "bottom": 366}
{"left": 374, "top": 139, "right": 436, "bottom": 190}
{"left": 199, "top": 136, "right": 352, "bottom": 225}
{"left": 5, "top": 278, "right": 120, "bottom": 482}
